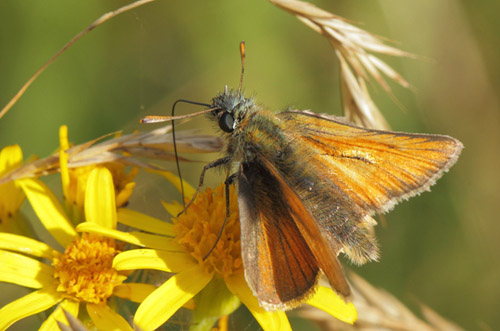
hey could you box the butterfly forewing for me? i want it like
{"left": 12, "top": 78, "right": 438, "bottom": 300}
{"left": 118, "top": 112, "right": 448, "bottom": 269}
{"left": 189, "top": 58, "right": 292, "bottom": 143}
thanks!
{"left": 279, "top": 110, "right": 463, "bottom": 215}
{"left": 257, "top": 156, "right": 352, "bottom": 298}
{"left": 238, "top": 161, "right": 321, "bottom": 310}
{"left": 267, "top": 110, "right": 463, "bottom": 264}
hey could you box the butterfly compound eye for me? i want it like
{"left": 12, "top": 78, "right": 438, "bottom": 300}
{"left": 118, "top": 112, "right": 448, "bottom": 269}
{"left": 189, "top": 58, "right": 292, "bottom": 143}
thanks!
{"left": 219, "top": 112, "right": 235, "bottom": 133}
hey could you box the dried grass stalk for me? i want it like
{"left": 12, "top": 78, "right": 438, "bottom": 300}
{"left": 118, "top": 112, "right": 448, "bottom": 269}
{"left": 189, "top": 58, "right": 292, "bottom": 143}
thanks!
{"left": 298, "top": 273, "right": 464, "bottom": 330}
{"left": 270, "top": 0, "right": 414, "bottom": 129}
{"left": 0, "top": 0, "right": 156, "bottom": 120}
{"left": 0, "top": 126, "right": 223, "bottom": 184}
{"left": 57, "top": 309, "right": 89, "bottom": 331}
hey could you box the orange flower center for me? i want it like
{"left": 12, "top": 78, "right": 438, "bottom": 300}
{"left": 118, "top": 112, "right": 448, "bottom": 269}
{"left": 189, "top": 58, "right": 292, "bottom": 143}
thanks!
{"left": 174, "top": 185, "right": 243, "bottom": 278}
{"left": 51, "top": 233, "right": 125, "bottom": 304}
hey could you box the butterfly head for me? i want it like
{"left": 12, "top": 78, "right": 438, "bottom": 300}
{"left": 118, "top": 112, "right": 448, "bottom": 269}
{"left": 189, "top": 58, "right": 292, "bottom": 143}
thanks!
{"left": 210, "top": 86, "right": 256, "bottom": 133}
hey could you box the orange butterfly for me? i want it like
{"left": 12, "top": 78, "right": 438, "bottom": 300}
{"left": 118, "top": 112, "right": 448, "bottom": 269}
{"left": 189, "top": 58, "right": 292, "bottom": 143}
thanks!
{"left": 143, "top": 42, "right": 463, "bottom": 310}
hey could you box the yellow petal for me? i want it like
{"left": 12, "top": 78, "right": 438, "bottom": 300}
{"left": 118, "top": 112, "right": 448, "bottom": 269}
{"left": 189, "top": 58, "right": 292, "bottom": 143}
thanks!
{"left": 0, "top": 249, "right": 54, "bottom": 288}
{"left": 113, "top": 283, "right": 157, "bottom": 303}
{"left": 0, "top": 144, "right": 23, "bottom": 174}
{"left": 161, "top": 200, "right": 183, "bottom": 218}
{"left": 76, "top": 222, "right": 182, "bottom": 251}
{"left": 113, "top": 249, "right": 196, "bottom": 273}
{"left": 18, "top": 178, "right": 77, "bottom": 247}
{"left": 86, "top": 303, "right": 133, "bottom": 331}
{"left": 39, "top": 299, "right": 80, "bottom": 331}
{"left": 307, "top": 286, "right": 358, "bottom": 325}
{"left": 0, "top": 286, "right": 62, "bottom": 330}
{"left": 192, "top": 277, "right": 241, "bottom": 331}
{"left": 85, "top": 168, "right": 117, "bottom": 229}
{"left": 150, "top": 170, "right": 196, "bottom": 199}
{"left": 0, "top": 180, "right": 25, "bottom": 222}
{"left": 135, "top": 264, "right": 213, "bottom": 331}
{"left": 0, "top": 233, "right": 53, "bottom": 259}
{"left": 117, "top": 208, "right": 174, "bottom": 236}
{"left": 115, "top": 181, "right": 136, "bottom": 207}
{"left": 225, "top": 273, "right": 291, "bottom": 331}
{"left": 61, "top": 304, "right": 88, "bottom": 330}
{"left": 59, "top": 125, "right": 70, "bottom": 200}
{"left": 184, "top": 299, "right": 195, "bottom": 310}
{"left": 0, "top": 145, "right": 25, "bottom": 219}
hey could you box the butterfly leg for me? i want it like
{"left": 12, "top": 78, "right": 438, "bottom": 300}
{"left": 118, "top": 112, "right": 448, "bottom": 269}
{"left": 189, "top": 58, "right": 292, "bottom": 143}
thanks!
{"left": 177, "top": 156, "right": 232, "bottom": 217}
{"left": 203, "top": 172, "right": 238, "bottom": 260}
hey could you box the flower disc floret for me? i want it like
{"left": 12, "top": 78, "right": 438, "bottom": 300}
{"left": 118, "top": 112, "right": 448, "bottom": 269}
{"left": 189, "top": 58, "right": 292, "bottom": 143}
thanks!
{"left": 52, "top": 233, "right": 126, "bottom": 304}
{"left": 174, "top": 185, "right": 242, "bottom": 278}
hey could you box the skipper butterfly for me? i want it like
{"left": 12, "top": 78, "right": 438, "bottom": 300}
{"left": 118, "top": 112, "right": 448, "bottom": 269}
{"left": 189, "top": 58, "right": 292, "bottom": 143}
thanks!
{"left": 142, "top": 42, "right": 463, "bottom": 310}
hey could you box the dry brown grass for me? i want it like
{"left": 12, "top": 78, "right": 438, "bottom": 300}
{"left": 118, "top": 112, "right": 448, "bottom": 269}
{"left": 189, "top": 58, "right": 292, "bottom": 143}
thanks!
{"left": 298, "top": 273, "right": 464, "bottom": 331}
{"left": 0, "top": 126, "right": 222, "bottom": 185}
{"left": 270, "top": 0, "right": 413, "bottom": 129}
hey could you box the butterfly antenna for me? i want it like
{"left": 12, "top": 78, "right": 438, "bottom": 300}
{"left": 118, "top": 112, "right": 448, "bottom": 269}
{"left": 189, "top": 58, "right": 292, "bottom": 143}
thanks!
{"left": 171, "top": 100, "right": 213, "bottom": 206}
{"left": 203, "top": 173, "right": 237, "bottom": 260}
{"left": 238, "top": 41, "right": 246, "bottom": 97}
{"left": 141, "top": 99, "right": 211, "bottom": 206}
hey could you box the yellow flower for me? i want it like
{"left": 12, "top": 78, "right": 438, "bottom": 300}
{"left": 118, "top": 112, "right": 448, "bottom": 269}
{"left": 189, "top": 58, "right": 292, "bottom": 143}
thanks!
{"left": 59, "top": 125, "right": 137, "bottom": 222}
{"left": 0, "top": 145, "right": 25, "bottom": 222}
{"left": 77, "top": 173, "right": 357, "bottom": 330}
{"left": 0, "top": 168, "right": 155, "bottom": 330}
{"left": 0, "top": 145, "right": 31, "bottom": 235}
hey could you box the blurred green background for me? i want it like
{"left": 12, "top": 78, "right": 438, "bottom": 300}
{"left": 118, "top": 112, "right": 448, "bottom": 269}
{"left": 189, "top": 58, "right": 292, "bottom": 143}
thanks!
{"left": 1, "top": 0, "right": 499, "bottom": 330}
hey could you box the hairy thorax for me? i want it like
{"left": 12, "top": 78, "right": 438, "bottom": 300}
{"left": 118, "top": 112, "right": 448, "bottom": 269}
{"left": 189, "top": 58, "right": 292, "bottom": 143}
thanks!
{"left": 225, "top": 109, "right": 291, "bottom": 165}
